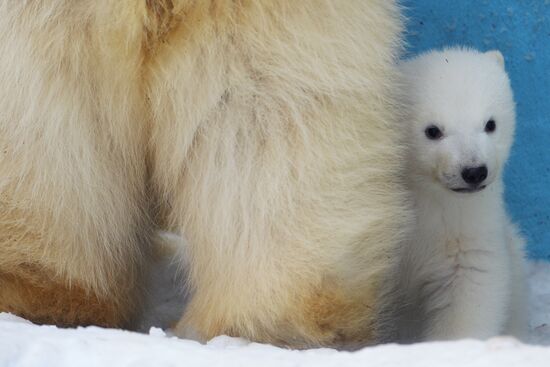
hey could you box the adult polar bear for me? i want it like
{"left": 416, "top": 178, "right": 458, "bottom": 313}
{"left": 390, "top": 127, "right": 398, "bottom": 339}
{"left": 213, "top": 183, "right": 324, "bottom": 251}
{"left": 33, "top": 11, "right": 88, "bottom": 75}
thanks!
{"left": 0, "top": 1, "right": 409, "bottom": 348}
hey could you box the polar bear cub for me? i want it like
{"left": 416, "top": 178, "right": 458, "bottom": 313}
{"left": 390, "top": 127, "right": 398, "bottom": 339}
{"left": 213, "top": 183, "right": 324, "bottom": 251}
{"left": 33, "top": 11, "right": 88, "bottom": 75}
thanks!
{"left": 397, "top": 48, "right": 527, "bottom": 341}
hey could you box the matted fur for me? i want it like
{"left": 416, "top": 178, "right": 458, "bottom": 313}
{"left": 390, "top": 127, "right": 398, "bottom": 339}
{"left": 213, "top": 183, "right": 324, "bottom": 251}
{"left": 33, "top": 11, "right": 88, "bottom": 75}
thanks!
{"left": 0, "top": 0, "right": 410, "bottom": 347}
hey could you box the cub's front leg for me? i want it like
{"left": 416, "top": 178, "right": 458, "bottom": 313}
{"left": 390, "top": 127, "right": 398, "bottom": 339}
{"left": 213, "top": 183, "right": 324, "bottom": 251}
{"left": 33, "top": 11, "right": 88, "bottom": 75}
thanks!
{"left": 423, "top": 248, "right": 510, "bottom": 341}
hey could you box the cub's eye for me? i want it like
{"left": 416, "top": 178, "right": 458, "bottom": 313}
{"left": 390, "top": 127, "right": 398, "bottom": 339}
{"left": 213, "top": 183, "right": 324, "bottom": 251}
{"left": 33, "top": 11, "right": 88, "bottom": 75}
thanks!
{"left": 425, "top": 125, "right": 443, "bottom": 140}
{"left": 485, "top": 119, "right": 496, "bottom": 133}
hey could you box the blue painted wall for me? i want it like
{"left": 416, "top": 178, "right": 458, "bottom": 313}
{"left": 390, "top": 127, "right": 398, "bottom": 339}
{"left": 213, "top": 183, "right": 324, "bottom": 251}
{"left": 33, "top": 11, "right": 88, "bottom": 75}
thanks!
{"left": 403, "top": 1, "right": 550, "bottom": 259}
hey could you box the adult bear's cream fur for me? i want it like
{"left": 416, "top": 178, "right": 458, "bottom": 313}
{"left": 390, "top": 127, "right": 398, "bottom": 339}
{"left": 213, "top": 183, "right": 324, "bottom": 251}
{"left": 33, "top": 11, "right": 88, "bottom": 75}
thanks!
{"left": 0, "top": 1, "right": 410, "bottom": 348}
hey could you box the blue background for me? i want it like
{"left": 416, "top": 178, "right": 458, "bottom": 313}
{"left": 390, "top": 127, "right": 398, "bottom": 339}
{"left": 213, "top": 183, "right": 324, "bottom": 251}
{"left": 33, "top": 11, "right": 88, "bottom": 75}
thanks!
{"left": 403, "top": 0, "right": 550, "bottom": 259}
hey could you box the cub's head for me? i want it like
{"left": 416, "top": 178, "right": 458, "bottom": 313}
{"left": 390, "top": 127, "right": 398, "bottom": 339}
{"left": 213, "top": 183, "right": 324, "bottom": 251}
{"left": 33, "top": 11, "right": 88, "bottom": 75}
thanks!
{"left": 400, "top": 48, "right": 516, "bottom": 194}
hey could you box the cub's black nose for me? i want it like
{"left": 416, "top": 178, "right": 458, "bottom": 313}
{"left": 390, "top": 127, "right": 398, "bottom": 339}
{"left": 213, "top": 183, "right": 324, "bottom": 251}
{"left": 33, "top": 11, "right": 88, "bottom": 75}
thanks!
{"left": 461, "top": 166, "right": 488, "bottom": 185}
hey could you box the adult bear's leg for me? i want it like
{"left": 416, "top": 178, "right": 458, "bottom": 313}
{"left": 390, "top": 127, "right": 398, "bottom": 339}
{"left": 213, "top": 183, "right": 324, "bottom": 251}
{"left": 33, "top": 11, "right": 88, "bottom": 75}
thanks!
{"left": 0, "top": 2, "right": 151, "bottom": 328}
{"left": 148, "top": 1, "right": 410, "bottom": 347}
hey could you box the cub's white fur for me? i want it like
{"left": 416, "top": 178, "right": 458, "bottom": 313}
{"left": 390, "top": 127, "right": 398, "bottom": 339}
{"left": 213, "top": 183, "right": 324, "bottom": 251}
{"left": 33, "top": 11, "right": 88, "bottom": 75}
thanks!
{"left": 398, "top": 48, "right": 527, "bottom": 341}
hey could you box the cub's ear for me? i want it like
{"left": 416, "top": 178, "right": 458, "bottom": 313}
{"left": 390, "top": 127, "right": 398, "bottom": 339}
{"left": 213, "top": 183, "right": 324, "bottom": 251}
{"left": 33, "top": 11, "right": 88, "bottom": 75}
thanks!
{"left": 485, "top": 50, "right": 505, "bottom": 68}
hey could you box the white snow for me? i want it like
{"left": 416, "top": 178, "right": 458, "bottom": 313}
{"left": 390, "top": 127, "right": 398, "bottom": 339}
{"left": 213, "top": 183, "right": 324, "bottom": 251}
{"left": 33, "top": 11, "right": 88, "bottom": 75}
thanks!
{"left": 1, "top": 261, "right": 549, "bottom": 367}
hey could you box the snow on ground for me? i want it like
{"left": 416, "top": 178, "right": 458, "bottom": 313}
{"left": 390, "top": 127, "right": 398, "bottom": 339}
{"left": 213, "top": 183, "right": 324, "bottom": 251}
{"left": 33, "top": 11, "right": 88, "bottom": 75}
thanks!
{"left": 1, "top": 260, "right": 549, "bottom": 367}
